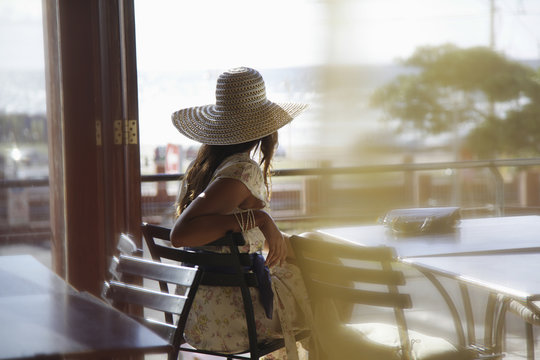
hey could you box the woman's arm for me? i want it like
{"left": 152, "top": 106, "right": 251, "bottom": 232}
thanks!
{"left": 170, "top": 178, "right": 287, "bottom": 267}
{"left": 170, "top": 178, "right": 251, "bottom": 246}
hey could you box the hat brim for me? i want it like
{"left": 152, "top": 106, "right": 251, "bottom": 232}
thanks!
{"left": 172, "top": 100, "right": 308, "bottom": 145}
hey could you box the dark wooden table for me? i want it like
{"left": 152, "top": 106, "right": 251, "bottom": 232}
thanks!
{"left": 0, "top": 255, "right": 171, "bottom": 359}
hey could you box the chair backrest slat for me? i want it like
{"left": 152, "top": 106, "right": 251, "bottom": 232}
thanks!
{"left": 145, "top": 240, "right": 253, "bottom": 268}
{"left": 299, "top": 257, "right": 406, "bottom": 286}
{"left": 142, "top": 223, "right": 251, "bottom": 264}
{"left": 106, "top": 280, "right": 187, "bottom": 315}
{"left": 309, "top": 280, "right": 412, "bottom": 309}
{"left": 178, "top": 249, "right": 253, "bottom": 268}
{"left": 292, "top": 234, "right": 396, "bottom": 261}
{"left": 200, "top": 271, "right": 259, "bottom": 287}
{"left": 141, "top": 318, "right": 177, "bottom": 341}
{"left": 117, "top": 254, "right": 197, "bottom": 287}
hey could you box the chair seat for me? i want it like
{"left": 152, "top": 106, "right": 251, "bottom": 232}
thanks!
{"left": 347, "top": 323, "right": 473, "bottom": 360}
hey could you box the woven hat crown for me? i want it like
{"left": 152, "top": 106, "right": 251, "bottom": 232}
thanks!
{"left": 215, "top": 67, "right": 268, "bottom": 111}
{"left": 172, "top": 67, "right": 308, "bottom": 145}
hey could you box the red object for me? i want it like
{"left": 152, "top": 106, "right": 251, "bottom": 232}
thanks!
{"left": 165, "top": 144, "right": 180, "bottom": 173}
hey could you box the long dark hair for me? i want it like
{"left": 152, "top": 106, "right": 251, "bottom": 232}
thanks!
{"left": 176, "top": 131, "right": 278, "bottom": 217}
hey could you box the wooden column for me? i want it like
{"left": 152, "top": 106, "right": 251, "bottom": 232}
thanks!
{"left": 42, "top": 0, "right": 67, "bottom": 277}
{"left": 42, "top": 0, "right": 141, "bottom": 295}
{"left": 119, "top": 0, "right": 142, "bottom": 243}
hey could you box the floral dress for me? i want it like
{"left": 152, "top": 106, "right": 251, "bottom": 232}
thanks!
{"left": 179, "top": 153, "right": 314, "bottom": 360}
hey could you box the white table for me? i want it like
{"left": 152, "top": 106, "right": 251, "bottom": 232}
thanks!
{"left": 319, "top": 215, "right": 540, "bottom": 258}
{"left": 403, "top": 253, "right": 540, "bottom": 360}
{"left": 318, "top": 216, "right": 540, "bottom": 359}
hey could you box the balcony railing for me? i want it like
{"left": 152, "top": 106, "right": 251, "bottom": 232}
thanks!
{"left": 3, "top": 157, "right": 540, "bottom": 240}
{"left": 141, "top": 157, "right": 540, "bottom": 229}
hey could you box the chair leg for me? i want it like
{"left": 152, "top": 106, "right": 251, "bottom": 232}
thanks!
{"left": 526, "top": 322, "right": 534, "bottom": 360}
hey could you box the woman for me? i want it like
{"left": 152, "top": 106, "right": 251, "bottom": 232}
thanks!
{"left": 170, "top": 67, "right": 315, "bottom": 360}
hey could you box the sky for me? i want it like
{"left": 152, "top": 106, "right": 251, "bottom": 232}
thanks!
{"left": 134, "top": 0, "right": 540, "bottom": 70}
{"left": 132, "top": 0, "right": 540, "bottom": 147}
{"left": 1, "top": 0, "right": 540, "bottom": 70}
{"left": 2, "top": 0, "right": 540, "bottom": 149}
{"left": 0, "top": 0, "right": 43, "bottom": 70}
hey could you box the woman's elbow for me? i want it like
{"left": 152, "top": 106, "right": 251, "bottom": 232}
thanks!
{"left": 170, "top": 226, "right": 188, "bottom": 247}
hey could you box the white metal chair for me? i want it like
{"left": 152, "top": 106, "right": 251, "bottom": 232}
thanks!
{"left": 105, "top": 225, "right": 309, "bottom": 360}
{"left": 290, "top": 232, "right": 478, "bottom": 360}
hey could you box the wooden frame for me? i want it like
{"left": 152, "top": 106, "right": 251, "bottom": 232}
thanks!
{"left": 42, "top": 0, "right": 141, "bottom": 295}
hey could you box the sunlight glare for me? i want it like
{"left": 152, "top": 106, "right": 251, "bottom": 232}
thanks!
{"left": 134, "top": 0, "right": 325, "bottom": 71}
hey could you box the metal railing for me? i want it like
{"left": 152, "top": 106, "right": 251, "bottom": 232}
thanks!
{"left": 141, "top": 157, "right": 540, "bottom": 180}
{"left": 3, "top": 157, "right": 540, "bottom": 239}
{"left": 141, "top": 157, "right": 540, "bottom": 225}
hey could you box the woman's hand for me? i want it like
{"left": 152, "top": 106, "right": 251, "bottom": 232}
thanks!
{"left": 255, "top": 210, "right": 287, "bottom": 267}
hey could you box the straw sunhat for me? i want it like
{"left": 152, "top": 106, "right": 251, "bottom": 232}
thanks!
{"left": 172, "top": 67, "right": 308, "bottom": 145}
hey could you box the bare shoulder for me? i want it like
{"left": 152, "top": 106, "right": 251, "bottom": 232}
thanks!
{"left": 204, "top": 177, "right": 251, "bottom": 197}
{"left": 209, "top": 178, "right": 264, "bottom": 209}
{"left": 184, "top": 178, "right": 252, "bottom": 216}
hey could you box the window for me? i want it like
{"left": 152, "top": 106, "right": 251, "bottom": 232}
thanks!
{"left": 134, "top": 0, "right": 540, "bottom": 225}
{"left": 0, "top": 0, "right": 50, "bottom": 266}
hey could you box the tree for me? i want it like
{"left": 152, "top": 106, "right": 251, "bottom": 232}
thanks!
{"left": 0, "top": 112, "right": 47, "bottom": 143}
{"left": 370, "top": 44, "right": 540, "bottom": 158}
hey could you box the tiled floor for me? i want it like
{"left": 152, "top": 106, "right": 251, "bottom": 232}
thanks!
{"left": 1, "top": 241, "right": 537, "bottom": 359}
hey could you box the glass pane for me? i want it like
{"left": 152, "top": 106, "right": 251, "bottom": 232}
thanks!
{"left": 135, "top": 0, "right": 540, "bottom": 228}
{"left": 0, "top": 0, "right": 50, "bottom": 267}
{"left": 134, "top": 0, "right": 326, "bottom": 229}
